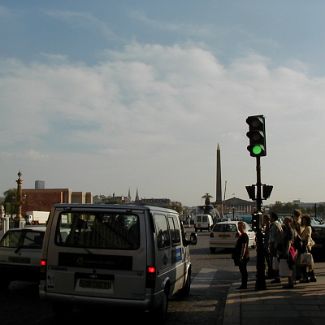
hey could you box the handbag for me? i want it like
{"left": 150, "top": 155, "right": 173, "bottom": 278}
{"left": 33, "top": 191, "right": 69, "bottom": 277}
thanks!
{"left": 279, "top": 258, "right": 292, "bottom": 277}
{"left": 300, "top": 252, "right": 314, "bottom": 266}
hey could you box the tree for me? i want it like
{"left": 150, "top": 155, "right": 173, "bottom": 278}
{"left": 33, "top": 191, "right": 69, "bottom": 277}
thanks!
{"left": 3, "top": 188, "right": 18, "bottom": 216}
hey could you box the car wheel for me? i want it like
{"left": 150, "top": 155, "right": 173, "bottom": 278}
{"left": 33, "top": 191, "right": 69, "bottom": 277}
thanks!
{"left": 151, "top": 288, "right": 169, "bottom": 324}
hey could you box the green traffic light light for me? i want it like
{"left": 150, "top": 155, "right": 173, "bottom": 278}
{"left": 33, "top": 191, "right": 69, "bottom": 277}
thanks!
{"left": 252, "top": 144, "right": 263, "bottom": 156}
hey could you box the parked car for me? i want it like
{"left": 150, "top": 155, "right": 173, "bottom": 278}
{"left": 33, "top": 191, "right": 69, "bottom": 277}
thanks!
{"left": 209, "top": 221, "right": 255, "bottom": 253}
{"left": 39, "top": 204, "right": 197, "bottom": 322}
{"left": 311, "top": 219, "right": 325, "bottom": 258}
{"left": 0, "top": 226, "right": 46, "bottom": 289}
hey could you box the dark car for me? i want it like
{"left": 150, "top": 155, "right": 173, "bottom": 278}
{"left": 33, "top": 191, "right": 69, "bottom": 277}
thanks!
{"left": 311, "top": 219, "right": 325, "bottom": 259}
{"left": 0, "top": 226, "right": 46, "bottom": 289}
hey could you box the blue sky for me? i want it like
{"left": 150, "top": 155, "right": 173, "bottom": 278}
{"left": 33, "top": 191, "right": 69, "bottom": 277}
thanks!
{"left": 1, "top": 0, "right": 325, "bottom": 207}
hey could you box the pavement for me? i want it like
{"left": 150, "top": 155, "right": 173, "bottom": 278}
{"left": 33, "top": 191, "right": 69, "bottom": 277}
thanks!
{"left": 223, "top": 262, "right": 325, "bottom": 325}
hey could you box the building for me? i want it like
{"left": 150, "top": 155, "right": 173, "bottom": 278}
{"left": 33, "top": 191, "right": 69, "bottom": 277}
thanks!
{"left": 22, "top": 187, "right": 92, "bottom": 216}
{"left": 223, "top": 197, "right": 255, "bottom": 216}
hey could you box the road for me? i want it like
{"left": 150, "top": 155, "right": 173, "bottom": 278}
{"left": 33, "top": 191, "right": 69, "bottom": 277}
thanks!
{"left": 0, "top": 227, "right": 255, "bottom": 325}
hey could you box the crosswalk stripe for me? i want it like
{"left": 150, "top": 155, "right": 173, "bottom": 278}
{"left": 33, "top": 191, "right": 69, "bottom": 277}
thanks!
{"left": 191, "top": 268, "right": 216, "bottom": 289}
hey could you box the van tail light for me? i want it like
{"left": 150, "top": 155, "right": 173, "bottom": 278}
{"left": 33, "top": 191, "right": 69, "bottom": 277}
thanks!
{"left": 210, "top": 232, "right": 214, "bottom": 238}
{"left": 146, "top": 265, "right": 157, "bottom": 289}
{"left": 40, "top": 259, "right": 47, "bottom": 280}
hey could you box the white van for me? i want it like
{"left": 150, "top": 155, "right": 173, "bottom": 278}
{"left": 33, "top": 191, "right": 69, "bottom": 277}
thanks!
{"left": 194, "top": 214, "right": 214, "bottom": 232}
{"left": 39, "top": 204, "right": 197, "bottom": 322}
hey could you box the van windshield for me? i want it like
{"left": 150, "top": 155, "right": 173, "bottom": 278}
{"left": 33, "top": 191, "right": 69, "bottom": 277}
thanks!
{"left": 55, "top": 212, "right": 140, "bottom": 250}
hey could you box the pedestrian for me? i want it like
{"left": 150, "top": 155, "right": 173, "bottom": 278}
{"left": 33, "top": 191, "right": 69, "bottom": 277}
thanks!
{"left": 292, "top": 209, "right": 303, "bottom": 281}
{"left": 232, "top": 221, "right": 250, "bottom": 290}
{"left": 262, "top": 214, "right": 273, "bottom": 279}
{"left": 268, "top": 212, "right": 283, "bottom": 283}
{"left": 299, "top": 214, "right": 316, "bottom": 282}
{"left": 278, "top": 216, "right": 295, "bottom": 289}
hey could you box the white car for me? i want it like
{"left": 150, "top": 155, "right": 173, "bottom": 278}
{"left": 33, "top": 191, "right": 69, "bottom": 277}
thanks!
{"left": 0, "top": 226, "right": 46, "bottom": 289}
{"left": 209, "top": 221, "right": 255, "bottom": 253}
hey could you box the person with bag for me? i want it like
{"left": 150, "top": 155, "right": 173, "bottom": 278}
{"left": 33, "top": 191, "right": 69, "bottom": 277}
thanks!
{"left": 278, "top": 216, "right": 295, "bottom": 289}
{"left": 299, "top": 215, "right": 316, "bottom": 282}
{"left": 232, "top": 221, "right": 250, "bottom": 290}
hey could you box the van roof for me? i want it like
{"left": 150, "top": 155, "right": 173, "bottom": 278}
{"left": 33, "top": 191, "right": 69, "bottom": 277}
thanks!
{"left": 52, "top": 203, "right": 178, "bottom": 214}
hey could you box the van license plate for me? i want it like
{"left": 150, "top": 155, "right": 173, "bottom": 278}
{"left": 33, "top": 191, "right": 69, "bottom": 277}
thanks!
{"left": 79, "top": 279, "right": 112, "bottom": 290}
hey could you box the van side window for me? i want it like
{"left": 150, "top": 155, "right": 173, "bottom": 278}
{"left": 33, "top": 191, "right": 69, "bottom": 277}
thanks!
{"left": 153, "top": 214, "right": 171, "bottom": 249}
{"left": 168, "top": 216, "right": 181, "bottom": 246}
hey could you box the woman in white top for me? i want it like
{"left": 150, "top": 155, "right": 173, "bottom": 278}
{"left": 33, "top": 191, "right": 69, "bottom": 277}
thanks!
{"left": 299, "top": 215, "right": 316, "bottom": 282}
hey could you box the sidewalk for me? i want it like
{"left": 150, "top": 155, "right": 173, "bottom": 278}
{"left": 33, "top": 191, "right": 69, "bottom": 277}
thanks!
{"left": 223, "top": 266, "right": 325, "bottom": 325}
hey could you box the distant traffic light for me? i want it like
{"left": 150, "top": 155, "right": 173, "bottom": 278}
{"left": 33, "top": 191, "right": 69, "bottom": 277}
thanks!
{"left": 246, "top": 115, "right": 266, "bottom": 157}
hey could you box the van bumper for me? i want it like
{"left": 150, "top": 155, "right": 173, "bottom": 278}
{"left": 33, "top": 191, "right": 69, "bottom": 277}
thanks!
{"left": 39, "top": 290, "right": 162, "bottom": 311}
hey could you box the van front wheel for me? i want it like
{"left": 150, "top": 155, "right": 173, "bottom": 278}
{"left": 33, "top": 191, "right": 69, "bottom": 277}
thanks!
{"left": 179, "top": 269, "right": 191, "bottom": 297}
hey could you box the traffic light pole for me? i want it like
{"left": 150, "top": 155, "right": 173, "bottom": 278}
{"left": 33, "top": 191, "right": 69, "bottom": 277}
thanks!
{"left": 255, "top": 156, "right": 266, "bottom": 290}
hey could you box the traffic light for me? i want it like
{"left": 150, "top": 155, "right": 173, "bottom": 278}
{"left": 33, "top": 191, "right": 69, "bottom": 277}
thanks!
{"left": 251, "top": 212, "right": 262, "bottom": 232}
{"left": 245, "top": 185, "right": 256, "bottom": 200}
{"left": 263, "top": 185, "right": 273, "bottom": 200}
{"left": 246, "top": 115, "right": 266, "bottom": 157}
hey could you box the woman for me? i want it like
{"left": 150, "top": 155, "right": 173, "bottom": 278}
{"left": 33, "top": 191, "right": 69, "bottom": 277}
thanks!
{"left": 299, "top": 215, "right": 316, "bottom": 282}
{"left": 279, "top": 216, "right": 295, "bottom": 289}
{"left": 233, "top": 221, "right": 250, "bottom": 289}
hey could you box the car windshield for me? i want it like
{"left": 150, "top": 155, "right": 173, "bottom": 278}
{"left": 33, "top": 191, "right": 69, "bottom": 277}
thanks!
{"left": 56, "top": 211, "right": 140, "bottom": 250}
{"left": 0, "top": 230, "right": 44, "bottom": 248}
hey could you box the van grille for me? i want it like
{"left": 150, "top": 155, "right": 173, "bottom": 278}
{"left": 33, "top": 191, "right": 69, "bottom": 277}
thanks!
{"left": 58, "top": 253, "right": 133, "bottom": 270}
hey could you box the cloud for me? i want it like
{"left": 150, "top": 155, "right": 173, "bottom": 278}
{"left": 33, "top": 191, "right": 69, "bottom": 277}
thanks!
{"left": 0, "top": 43, "right": 325, "bottom": 204}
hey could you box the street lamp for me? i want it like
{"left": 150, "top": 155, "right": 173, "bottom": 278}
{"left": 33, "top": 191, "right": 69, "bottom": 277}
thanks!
{"left": 16, "top": 171, "right": 25, "bottom": 228}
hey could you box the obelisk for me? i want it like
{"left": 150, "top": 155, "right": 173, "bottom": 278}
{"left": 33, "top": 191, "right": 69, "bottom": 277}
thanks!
{"left": 216, "top": 144, "right": 222, "bottom": 204}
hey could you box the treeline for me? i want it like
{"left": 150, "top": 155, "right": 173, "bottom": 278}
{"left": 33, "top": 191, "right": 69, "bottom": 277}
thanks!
{"left": 269, "top": 201, "right": 325, "bottom": 217}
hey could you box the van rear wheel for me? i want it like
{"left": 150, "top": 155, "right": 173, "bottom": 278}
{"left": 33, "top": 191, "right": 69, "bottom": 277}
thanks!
{"left": 151, "top": 290, "right": 169, "bottom": 324}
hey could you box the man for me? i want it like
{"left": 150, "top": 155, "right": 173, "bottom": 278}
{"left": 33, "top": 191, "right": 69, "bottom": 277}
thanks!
{"left": 268, "top": 212, "right": 283, "bottom": 283}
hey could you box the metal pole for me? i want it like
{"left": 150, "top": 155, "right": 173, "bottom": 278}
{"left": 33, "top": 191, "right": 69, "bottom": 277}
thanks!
{"left": 255, "top": 156, "right": 266, "bottom": 290}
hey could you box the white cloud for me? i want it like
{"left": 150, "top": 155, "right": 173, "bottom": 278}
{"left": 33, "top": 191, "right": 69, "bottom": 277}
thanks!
{"left": 1, "top": 43, "right": 325, "bottom": 205}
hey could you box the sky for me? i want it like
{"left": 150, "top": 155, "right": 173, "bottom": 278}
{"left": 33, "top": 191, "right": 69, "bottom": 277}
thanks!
{"left": 1, "top": 0, "right": 325, "bottom": 207}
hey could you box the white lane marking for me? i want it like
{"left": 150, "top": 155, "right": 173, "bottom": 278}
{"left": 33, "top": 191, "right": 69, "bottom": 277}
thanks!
{"left": 191, "top": 268, "right": 216, "bottom": 289}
